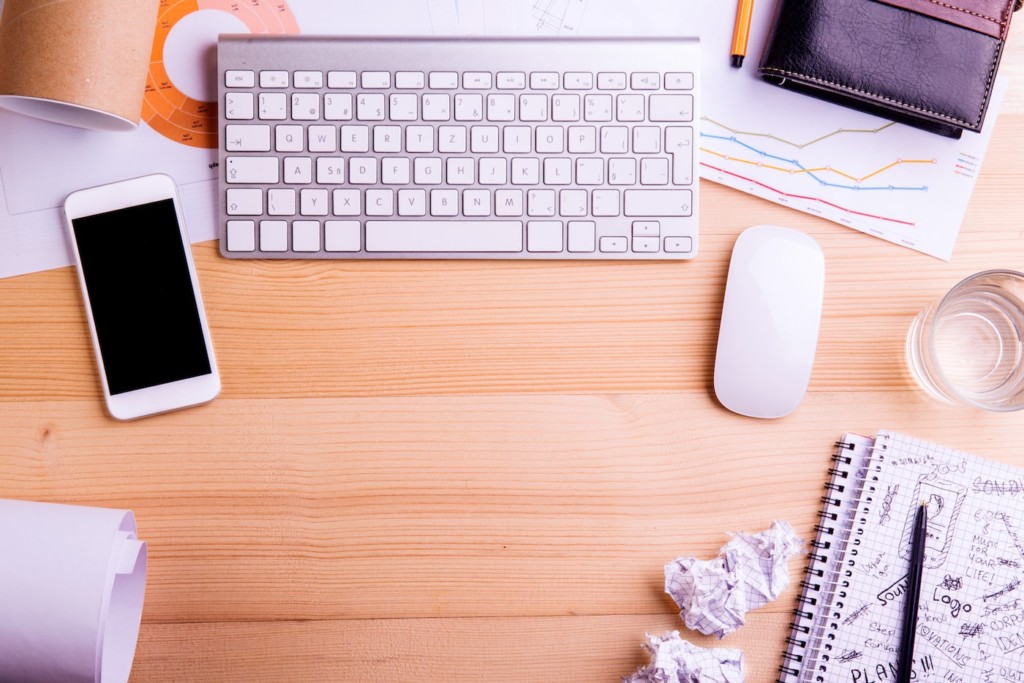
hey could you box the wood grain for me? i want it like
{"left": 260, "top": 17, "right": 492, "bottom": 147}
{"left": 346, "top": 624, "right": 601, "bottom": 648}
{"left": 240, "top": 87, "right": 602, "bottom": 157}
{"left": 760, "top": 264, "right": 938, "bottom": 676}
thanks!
{"left": 2, "top": 19, "right": 1024, "bottom": 683}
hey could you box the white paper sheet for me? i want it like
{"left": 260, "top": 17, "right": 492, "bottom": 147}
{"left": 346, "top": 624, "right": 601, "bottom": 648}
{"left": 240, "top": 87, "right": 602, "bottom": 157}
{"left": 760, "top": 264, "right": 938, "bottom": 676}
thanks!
{"left": 0, "top": 499, "right": 148, "bottom": 683}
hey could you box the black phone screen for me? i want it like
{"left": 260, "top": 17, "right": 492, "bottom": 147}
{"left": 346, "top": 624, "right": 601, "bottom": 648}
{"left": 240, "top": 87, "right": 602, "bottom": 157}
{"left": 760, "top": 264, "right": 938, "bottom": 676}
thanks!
{"left": 72, "top": 199, "right": 212, "bottom": 395}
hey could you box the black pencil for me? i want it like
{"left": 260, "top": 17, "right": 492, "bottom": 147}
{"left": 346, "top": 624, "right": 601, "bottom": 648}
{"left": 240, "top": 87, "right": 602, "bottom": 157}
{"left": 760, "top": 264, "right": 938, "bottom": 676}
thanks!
{"left": 896, "top": 501, "right": 928, "bottom": 683}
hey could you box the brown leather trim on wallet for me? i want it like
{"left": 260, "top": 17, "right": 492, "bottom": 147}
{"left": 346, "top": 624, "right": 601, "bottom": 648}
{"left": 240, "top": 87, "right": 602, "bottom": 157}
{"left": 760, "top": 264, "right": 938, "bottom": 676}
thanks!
{"left": 871, "top": 0, "right": 1014, "bottom": 40}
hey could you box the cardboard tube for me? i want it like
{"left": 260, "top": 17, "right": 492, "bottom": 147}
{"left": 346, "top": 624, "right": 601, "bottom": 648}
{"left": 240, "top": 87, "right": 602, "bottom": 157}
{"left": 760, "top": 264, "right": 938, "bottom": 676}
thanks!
{"left": 0, "top": 0, "right": 160, "bottom": 131}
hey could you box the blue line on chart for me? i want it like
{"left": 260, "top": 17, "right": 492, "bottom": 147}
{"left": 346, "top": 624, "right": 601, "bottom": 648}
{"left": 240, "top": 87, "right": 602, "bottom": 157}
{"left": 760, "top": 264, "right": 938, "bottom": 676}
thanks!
{"left": 700, "top": 132, "right": 929, "bottom": 192}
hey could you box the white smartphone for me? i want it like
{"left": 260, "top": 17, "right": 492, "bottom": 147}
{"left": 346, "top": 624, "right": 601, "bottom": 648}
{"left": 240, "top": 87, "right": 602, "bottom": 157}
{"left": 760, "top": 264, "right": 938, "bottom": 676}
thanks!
{"left": 64, "top": 174, "right": 220, "bottom": 420}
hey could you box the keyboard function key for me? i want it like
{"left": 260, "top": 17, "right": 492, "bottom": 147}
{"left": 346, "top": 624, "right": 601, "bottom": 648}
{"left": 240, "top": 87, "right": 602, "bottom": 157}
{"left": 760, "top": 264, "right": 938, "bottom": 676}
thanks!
{"left": 225, "top": 70, "right": 255, "bottom": 88}
{"left": 259, "top": 70, "right": 289, "bottom": 88}
{"left": 327, "top": 71, "right": 357, "bottom": 88}
{"left": 496, "top": 72, "right": 526, "bottom": 89}
{"left": 396, "top": 71, "right": 425, "bottom": 89}
{"left": 665, "top": 72, "right": 694, "bottom": 90}
{"left": 564, "top": 72, "right": 593, "bottom": 90}
{"left": 361, "top": 71, "right": 392, "bottom": 88}
{"left": 530, "top": 72, "right": 559, "bottom": 90}
{"left": 463, "top": 72, "right": 493, "bottom": 89}
{"left": 429, "top": 71, "right": 459, "bottom": 89}
{"left": 260, "top": 220, "right": 288, "bottom": 252}
{"left": 597, "top": 72, "right": 626, "bottom": 90}
{"left": 226, "top": 156, "right": 279, "bottom": 184}
{"left": 294, "top": 71, "right": 323, "bottom": 88}
{"left": 623, "top": 189, "right": 692, "bottom": 217}
{"left": 631, "top": 72, "right": 660, "bottom": 90}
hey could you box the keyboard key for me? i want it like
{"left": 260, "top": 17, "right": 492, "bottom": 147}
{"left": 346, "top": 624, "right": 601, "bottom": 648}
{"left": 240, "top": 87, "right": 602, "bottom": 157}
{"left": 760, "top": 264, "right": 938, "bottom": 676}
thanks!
{"left": 551, "top": 94, "right": 580, "bottom": 122}
{"left": 226, "top": 220, "right": 255, "bottom": 251}
{"left": 530, "top": 72, "right": 559, "bottom": 90}
{"left": 463, "top": 189, "right": 491, "bottom": 216}
{"left": 398, "top": 189, "right": 427, "bottom": 216}
{"left": 632, "top": 236, "right": 660, "bottom": 253}
{"left": 268, "top": 188, "right": 296, "bottom": 215}
{"left": 430, "top": 189, "right": 459, "bottom": 216}
{"left": 471, "top": 126, "right": 500, "bottom": 153}
{"left": 396, "top": 71, "right": 425, "bottom": 89}
{"left": 340, "top": 125, "right": 369, "bottom": 153}
{"left": 308, "top": 125, "right": 337, "bottom": 153}
{"left": 487, "top": 94, "right": 516, "bottom": 122}
{"left": 630, "top": 72, "right": 660, "bottom": 90}
{"left": 543, "top": 158, "right": 571, "bottom": 185}
{"left": 600, "top": 127, "right": 628, "bottom": 154}
{"left": 527, "top": 189, "right": 556, "bottom": 217}
{"left": 495, "top": 189, "right": 523, "bottom": 216}
{"left": 260, "top": 220, "right": 288, "bottom": 251}
{"left": 616, "top": 94, "right": 644, "bottom": 122}
{"left": 439, "top": 126, "right": 467, "bottom": 153}
{"left": 332, "top": 189, "right": 361, "bottom": 215}
{"left": 649, "top": 94, "right": 694, "bottom": 122}
{"left": 324, "top": 93, "right": 353, "bottom": 120}
{"left": 559, "top": 189, "right": 588, "bottom": 216}
{"left": 535, "top": 126, "right": 564, "bottom": 154}
{"left": 503, "top": 126, "right": 531, "bottom": 153}
{"left": 632, "top": 221, "right": 660, "bottom": 236}
{"left": 284, "top": 157, "right": 313, "bottom": 184}
{"left": 361, "top": 71, "right": 391, "bottom": 88}
{"left": 366, "top": 189, "right": 395, "bottom": 216}
{"left": 446, "top": 158, "right": 475, "bottom": 184}
{"left": 608, "top": 158, "right": 635, "bottom": 185}
{"left": 592, "top": 189, "right": 620, "bottom": 216}
{"left": 665, "top": 72, "right": 694, "bottom": 90}
{"left": 455, "top": 94, "right": 484, "bottom": 121}
{"left": 496, "top": 72, "right": 526, "bottom": 89}
{"left": 260, "top": 70, "right": 289, "bottom": 88}
{"left": 567, "top": 125, "right": 596, "bottom": 153}
{"left": 389, "top": 93, "right": 418, "bottom": 121}
{"left": 479, "top": 158, "right": 507, "bottom": 185}
{"left": 623, "top": 189, "right": 692, "bottom": 216}
{"left": 225, "top": 124, "right": 271, "bottom": 152}
{"left": 597, "top": 72, "right": 626, "bottom": 90}
{"left": 356, "top": 94, "right": 386, "bottom": 121}
{"left": 583, "top": 94, "right": 612, "bottom": 122}
{"left": 406, "top": 126, "right": 435, "bottom": 153}
{"left": 373, "top": 125, "right": 402, "bottom": 153}
{"left": 226, "top": 157, "right": 279, "bottom": 184}
{"left": 294, "top": 71, "right": 323, "bottom": 88}
{"left": 567, "top": 221, "right": 596, "bottom": 252}
{"left": 422, "top": 94, "right": 450, "bottom": 121}
{"left": 666, "top": 127, "right": 694, "bottom": 185}
{"left": 328, "top": 71, "right": 357, "bottom": 88}
{"left": 275, "top": 125, "right": 303, "bottom": 153}
{"left": 640, "top": 158, "right": 669, "bottom": 185}
{"left": 224, "top": 92, "right": 254, "bottom": 120}
{"left": 292, "top": 220, "right": 321, "bottom": 251}
{"left": 511, "top": 158, "right": 540, "bottom": 185}
{"left": 325, "top": 221, "right": 361, "bottom": 251}
{"left": 349, "top": 158, "right": 378, "bottom": 184}
{"left": 291, "top": 93, "right": 320, "bottom": 120}
{"left": 463, "top": 72, "right": 492, "bottom": 89}
{"left": 259, "top": 92, "right": 287, "bottom": 120}
{"left": 381, "top": 157, "right": 410, "bottom": 184}
{"left": 429, "top": 71, "right": 459, "bottom": 89}
{"left": 519, "top": 94, "right": 548, "bottom": 121}
{"left": 527, "top": 221, "right": 563, "bottom": 252}
{"left": 225, "top": 70, "right": 255, "bottom": 88}
{"left": 665, "top": 236, "right": 693, "bottom": 253}
{"left": 632, "top": 126, "right": 661, "bottom": 154}
{"left": 365, "top": 221, "right": 523, "bottom": 252}
{"left": 599, "top": 236, "right": 628, "bottom": 253}
{"left": 564, "top": 72, "right": 593, "bottom": 90}
{"left": 226, "top": 188, "right": 263, "bottom": 215}
{"left": 414, "top": 158, "right": 442, "bottom": 184}
{"left": 576, "top": 158, "right": 604, "bottom": 185}
{"left": 300, "top": 189, "right": 329, "bottom": 215}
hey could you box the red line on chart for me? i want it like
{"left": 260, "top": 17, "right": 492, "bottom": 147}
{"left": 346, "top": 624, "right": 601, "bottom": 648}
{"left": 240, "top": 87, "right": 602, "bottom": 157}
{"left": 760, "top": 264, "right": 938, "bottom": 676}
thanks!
{"left": 701, "top": 162, "right": 915, "bottom": 227}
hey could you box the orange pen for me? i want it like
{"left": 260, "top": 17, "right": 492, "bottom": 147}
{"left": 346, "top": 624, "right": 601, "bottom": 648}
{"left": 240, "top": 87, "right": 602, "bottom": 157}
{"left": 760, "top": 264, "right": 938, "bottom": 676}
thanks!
{"left": 731, "top": 0, "right": 755, "bottom": 68}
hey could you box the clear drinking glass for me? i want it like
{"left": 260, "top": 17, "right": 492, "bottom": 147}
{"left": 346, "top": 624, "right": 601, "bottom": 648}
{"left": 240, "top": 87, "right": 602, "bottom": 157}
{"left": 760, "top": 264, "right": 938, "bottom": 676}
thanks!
{"left": 907, "top": 270, "right": 1024, "bottom": 411}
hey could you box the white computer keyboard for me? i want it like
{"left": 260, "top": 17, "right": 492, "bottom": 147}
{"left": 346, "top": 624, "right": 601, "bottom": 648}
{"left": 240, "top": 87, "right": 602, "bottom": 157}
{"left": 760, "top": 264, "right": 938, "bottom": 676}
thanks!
{"left": 218, "top": 36, "right": 699, "bottom": 260}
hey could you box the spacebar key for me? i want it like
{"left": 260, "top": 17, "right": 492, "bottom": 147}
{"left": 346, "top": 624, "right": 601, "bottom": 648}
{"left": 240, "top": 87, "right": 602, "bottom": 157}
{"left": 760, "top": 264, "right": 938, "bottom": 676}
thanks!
{"left": 365, "top": 221, "right": 524, "bottom": 252}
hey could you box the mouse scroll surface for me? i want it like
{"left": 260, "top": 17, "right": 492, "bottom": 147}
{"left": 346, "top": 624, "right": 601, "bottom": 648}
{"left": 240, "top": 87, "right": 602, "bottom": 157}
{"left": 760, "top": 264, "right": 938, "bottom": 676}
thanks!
{"left": 714, "top": 226, "right": 825, "bottom": 419}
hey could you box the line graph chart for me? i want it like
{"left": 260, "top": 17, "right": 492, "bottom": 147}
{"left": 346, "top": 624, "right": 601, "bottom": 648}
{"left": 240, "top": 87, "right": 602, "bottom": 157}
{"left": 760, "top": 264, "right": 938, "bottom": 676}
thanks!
{"left": 698, "top": 1, "right": 1004, "bottom": 260}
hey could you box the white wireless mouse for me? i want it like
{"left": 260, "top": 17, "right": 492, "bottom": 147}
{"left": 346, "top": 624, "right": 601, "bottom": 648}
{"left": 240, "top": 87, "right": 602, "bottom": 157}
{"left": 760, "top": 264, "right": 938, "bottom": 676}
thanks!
{"left": 714, "top": 225, "right": 825, "bottom": 419}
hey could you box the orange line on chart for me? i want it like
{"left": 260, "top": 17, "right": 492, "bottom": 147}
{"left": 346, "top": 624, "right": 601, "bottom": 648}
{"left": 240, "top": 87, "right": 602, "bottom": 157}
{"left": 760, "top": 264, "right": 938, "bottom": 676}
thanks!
{"left": 701, "top": 147, "right": 936, "bottom": 184}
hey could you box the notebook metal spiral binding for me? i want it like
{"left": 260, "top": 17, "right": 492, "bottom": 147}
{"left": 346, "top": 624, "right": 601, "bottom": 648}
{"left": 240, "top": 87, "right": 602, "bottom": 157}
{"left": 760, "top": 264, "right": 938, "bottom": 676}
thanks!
{"left": 776, "top": 438, "right": 879, "bottom": 683}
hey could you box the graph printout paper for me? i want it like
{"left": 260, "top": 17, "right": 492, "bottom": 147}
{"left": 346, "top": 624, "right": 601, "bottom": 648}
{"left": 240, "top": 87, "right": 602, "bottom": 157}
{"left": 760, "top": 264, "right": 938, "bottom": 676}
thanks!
{"left": 780, "top": 431, "right": 1024, "bottom": 683}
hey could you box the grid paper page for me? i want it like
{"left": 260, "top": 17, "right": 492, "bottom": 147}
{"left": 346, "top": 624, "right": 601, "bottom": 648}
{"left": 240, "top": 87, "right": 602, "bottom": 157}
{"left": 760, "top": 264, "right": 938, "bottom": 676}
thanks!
{"left": 807, "top": 431, "right": 1024, "bottom": 683}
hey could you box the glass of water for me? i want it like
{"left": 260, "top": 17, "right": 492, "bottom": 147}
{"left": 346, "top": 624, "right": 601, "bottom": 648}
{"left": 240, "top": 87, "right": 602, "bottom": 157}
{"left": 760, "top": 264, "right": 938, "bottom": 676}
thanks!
{"left": 907, "top": 270, "right": 1024, "bottom": 411}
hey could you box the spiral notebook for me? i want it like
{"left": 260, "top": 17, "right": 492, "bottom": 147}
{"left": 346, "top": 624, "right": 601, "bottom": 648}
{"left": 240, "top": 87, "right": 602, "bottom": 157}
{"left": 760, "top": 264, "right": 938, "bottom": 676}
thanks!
{"left": 780, "top": 430, "right": 1024, "bottom": 683}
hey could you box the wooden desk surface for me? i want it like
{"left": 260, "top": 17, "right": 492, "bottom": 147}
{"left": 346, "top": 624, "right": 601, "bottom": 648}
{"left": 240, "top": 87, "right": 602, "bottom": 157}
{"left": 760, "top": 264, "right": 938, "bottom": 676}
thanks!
{"left": 5, "top": 28, "right": 1024, "bottom": 683}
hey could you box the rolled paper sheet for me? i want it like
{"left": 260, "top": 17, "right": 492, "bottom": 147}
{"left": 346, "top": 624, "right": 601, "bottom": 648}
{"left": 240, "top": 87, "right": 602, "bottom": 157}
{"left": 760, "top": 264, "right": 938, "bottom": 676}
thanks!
{"left": 0, "top": 499, "right": 148, "bottom": 683}
{"left": 0, "top": 0, "right": 160, "bottom": 130}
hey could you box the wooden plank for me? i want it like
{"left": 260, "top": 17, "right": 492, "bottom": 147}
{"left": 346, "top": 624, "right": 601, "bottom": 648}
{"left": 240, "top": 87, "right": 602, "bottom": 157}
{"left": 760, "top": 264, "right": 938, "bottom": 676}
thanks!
{"left": 3, "top": 393, "right": 1021, "bottom": 625}
{"left": 133, "top": 613, "right": 788, "bottom": 683}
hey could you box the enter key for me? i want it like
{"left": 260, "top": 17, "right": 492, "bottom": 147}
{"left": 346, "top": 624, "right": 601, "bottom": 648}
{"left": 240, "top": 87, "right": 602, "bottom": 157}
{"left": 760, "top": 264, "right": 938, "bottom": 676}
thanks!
{"left": 665, "top": 126, "right": 693, "bottom": 185}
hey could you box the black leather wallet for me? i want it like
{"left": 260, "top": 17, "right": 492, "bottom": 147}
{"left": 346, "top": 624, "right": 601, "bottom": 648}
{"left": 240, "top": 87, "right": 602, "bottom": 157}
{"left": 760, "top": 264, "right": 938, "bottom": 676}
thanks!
{"left": 758, "top": 0, "right": 1020, "bottom": 138}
